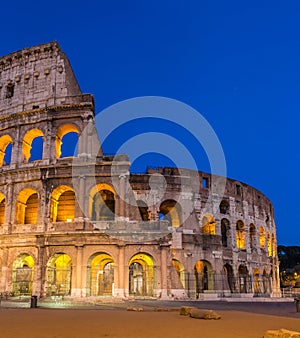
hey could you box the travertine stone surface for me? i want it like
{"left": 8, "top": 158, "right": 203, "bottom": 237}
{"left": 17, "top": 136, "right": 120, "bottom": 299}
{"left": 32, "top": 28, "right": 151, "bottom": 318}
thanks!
{"left": 0, "top": 42, "right": 280, "bottom": 300}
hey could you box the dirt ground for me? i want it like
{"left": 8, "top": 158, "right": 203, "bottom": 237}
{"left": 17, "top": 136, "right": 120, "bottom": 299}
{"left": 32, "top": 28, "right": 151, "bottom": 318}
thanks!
{"left": 0, "top": 308, "right": 299, "bottom": 338}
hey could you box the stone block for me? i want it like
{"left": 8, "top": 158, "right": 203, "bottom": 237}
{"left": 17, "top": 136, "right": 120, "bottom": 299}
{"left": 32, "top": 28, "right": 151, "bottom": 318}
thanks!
{"left": 189, "top": 308, "right": 221, "bottom": 320}
{"left": 154, "top": 307, "right": 169, "bottom": 312}
{"left": 179, "top": 306, "right": 196, "bottom": 316}
{"left": 264, "top": 329, "right": 300, "bottom": 338}
{"left": 127, "top": 307, "right": 144, "bottom": 312}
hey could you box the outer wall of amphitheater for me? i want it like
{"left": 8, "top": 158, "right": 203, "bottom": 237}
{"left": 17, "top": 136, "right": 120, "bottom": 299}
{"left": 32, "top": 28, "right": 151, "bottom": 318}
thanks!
{"left": 0, "top": 42, "right": 280, "bottom": 300}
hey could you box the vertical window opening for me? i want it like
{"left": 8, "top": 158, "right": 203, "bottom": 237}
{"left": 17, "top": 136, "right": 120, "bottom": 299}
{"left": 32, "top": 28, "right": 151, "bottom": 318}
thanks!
{"left": 6, "top": 83, "right": 14, "bottom": 98}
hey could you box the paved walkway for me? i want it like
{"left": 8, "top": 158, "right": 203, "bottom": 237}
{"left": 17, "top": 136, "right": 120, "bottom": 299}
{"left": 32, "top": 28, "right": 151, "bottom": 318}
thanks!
{"left": 2, "top": 297, "right": 299, "bottom": 318}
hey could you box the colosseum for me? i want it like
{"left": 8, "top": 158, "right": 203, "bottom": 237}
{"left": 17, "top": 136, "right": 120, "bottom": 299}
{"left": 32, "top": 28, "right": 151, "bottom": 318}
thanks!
{"left": 0, "top": 41, "right": 280, "bottom": 301}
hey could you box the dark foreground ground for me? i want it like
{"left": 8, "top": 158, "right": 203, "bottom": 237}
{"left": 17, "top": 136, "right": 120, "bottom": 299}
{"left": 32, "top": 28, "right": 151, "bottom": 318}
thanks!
{"left": 2, "top": 297, "right": 300, "bottom": 318}
{"left": 0, "top": 299, "right": 299, "bottom": 338}
{"left": 127, "top": 299, "right": 300, "bottom": 318}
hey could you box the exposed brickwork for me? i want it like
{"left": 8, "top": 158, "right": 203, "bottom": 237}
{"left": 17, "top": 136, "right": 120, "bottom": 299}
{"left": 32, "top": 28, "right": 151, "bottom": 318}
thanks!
{"left": 0, "top": 42, "right": 280, "bottom": 299}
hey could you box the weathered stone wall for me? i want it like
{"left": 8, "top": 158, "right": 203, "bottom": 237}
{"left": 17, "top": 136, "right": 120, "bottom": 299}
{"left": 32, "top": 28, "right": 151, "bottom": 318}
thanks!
{"left": 0, "top": 41, "right": 81, "bottom": 116}
{"left": 0, "top": 42, "right": 280, "bottom": 299}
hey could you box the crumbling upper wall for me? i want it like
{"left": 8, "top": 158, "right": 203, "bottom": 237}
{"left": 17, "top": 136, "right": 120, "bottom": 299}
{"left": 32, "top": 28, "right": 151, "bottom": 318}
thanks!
{"left": 0, "top": 41, "right": 82, "bottom": 116}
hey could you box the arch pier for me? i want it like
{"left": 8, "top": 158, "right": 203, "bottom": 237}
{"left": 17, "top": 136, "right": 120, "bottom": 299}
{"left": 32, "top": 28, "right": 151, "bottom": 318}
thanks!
{"left": 0, "top": 42, "right": 280, "bottom": 300}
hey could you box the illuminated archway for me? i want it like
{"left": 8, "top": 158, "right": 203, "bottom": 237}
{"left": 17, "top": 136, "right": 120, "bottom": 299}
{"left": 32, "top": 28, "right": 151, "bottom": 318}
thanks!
{"left": 22, "top": 128, "right": 44, "bottom": 162}
{"left": 267, "top": 232, "right": 272, "bottom": 256}
{"left": 194, "top": 260, "right": 214, "bottom": 296}
{"left": 0, "top": 135, "right": 12, "bottom": 166}
{"left": 89, "top": 184, "right": 115, "bottom": 221}
{"left": 56, "top": 124, "right": 80, "bottom": 158}
{"left": 238, "top": 265, "right": 249, "bottom": 293}
{"left": 50, "top": 185, "right": 75, "bottom": 222}
{"left": 129, "top": 253, "right": 155, "bottom": 297}
{"left": 0, "top": 193, "right": 5, "bottom": 225}
{"left": 201, "top": 214, "right": 216, "bottom": 235}
{"left": 271, "top": 234, "right": 276, "bottom": 257}
{"left": 87, "top": 253, "right": 114, "bottom": 296}
{"left": 236, "top": 220, "right": 245, "bottom": 249}
{"left": 12, "top": 254, "right": 34, "bottom": 295}
{"left": 259, "top": 226, "right": 265, "bottom": 248}
{"left": 172, "top": 259, "right": 185, "bottom": 288}
{"left": 253, "top": 268, "right": 262, "bottom": 296}
{"left": 16, "top": 188, "right": 38, "bottom": 224}
{"left": 159, "top": 200, "right": 181, "bottom": 227}
{"left": 46, "top": 253, "right": 72, "bottom": 296}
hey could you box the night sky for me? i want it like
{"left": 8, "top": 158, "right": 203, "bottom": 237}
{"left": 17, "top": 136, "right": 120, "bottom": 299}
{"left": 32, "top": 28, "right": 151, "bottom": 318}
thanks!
{"left": 0, "top": 1, "right": 299, "bottom": 245}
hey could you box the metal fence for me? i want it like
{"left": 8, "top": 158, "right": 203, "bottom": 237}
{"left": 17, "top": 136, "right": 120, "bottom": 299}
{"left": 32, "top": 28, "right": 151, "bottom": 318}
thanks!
{"left": 182, "top": 272, "right": 272, "bottom": 298}
{"left": 281, "top": 287, "right": 300, "bottom": 298}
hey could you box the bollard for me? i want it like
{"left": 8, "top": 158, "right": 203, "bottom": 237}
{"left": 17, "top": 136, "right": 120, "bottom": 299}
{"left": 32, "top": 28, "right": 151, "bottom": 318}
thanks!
{"left": 294, "top": 297, "right": 300, "bottom": 312}
{"left": 30, "top": 295, "right": 38, "bottom": 308}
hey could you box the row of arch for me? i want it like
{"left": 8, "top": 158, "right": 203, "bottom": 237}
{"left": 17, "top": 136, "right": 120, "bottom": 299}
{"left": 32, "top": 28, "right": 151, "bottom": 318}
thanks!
{"left": 11, "top": 252, "right": 155, "bottom": 297}
{"left": 203, "top": 215, "right": 276, "bottom": 257}
{"left": 0, "top": 188, "right": 276, "bottom": 256}
{"left": 0, "top": 123, "right": 80, "bottom": 166}
{"left": 0, "top": 185, "right": 183, "bottom": 225}
{"left": 10, "top": 252, "right": 273, "bottom": 297}
{"left": 172, "top": 259, "right": 273, "bottom": 296}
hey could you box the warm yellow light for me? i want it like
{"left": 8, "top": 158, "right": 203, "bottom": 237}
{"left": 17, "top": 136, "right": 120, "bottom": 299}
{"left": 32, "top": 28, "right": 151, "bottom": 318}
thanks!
{"left": 66, "top": 218, "right": 72, "bottom": 222}
{"left": 201, "top": 214, "right": 216, "bottom": 235}
{"left": 56, "top": 124, "right": 79, "bottom": 158}
{"left": 22, "top": 128, "right": 44, "bottom": 162}
{"left": 259, "top": 226, "right": 265, "bottom": 248}
{"left": 236, "top": 220, "right": 246, "bottom": 249}
{"left": 0, "top": 134, "right": 12, "bottom": 166}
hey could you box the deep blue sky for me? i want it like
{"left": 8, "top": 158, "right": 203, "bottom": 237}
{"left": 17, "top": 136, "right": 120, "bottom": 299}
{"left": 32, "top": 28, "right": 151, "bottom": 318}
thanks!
{"left": 0, "top": 1, "right": 299, "bottom": 245}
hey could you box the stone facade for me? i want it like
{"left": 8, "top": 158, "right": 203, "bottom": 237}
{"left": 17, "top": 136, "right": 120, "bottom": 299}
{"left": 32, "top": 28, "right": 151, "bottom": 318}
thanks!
{"left": 0, "top": 42, "right": 280, "bottom": 299}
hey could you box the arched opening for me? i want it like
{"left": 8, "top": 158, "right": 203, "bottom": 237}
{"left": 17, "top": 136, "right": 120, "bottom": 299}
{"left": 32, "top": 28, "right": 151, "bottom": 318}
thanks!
{"left": 259, "top": 226, "right": 265, "bottom": 248}
{"left": 262, "top": 269, "right": 271, "bottom": 295}
{"left": 22, "top": 129, "right": 44, "bottom": 162}
{"left": 46, "top": 253, "right": 72, "bottom": 296}
{"left": 194, "top": 260, "right": 214, "bottom": 297}
{"left": 16, "top": 188, "right": 38, "bottom": 224}
{"left": 223, "top": 263, "right": 235, "bottom": 293}
{"left": 219, "top": 200, "right": 229, "bottom": 214}
{"left": 271, "top": 234, "right": 276, "bottom": 257}
{"left": 0, "top": 135, "right": 13, "bottom": 166}
{"left": 250, "top": 223, "right": 256, "bottom": 250}
{"left": 87, "top": 253, "right": 114, "bottom": 296}
{"left": 4, "top": 143, "right": 12, "bottom": 165}
{"left": 30, "top": 136, "right": 43, "bottom": 161}
{"left": 129, "top": 253, "right": 155, "bottom": 297}
{"left": 221, "top": 218, "right": 230, "bottom": 247}
{"left": 267, "top": 232, "right": 272, "bottom": 256}
{"left": 201, "top": 214, "right": 216, "bottom": 235}
{"left": 172, "top": 259, "right": 185, "bottom": 288}
{"left": 253, "top": 268, "right": 262, "bottom": 296}
{"left": 61, "top": 132, "right": 79, "bottom": 157}
{"left": 159, "top": 200, "right": 181, "bottom": 227}
{"left": 238, "top": 265, "right": 249, "bottom": 293}
{"left": 236, "top": 220, "right": 245, "bottom": 249}
{"left": 25, "top": 193, "right": 38, "bottom": 224}
{"left": 50, "top": 186, "right": 75, "bottom": 222}
{"left": 56, "top": 124, "right": 80, "bottom": 158}
{"left": 12, "top": 254, "right": 34, "bottom": 295}
{"left": 89, "top": 184, "right": 116, "bottom": 221}
{"left": 137, "top": 200, "right": 149, "bottom": 221}
{"left": 0, "top": 193, "right": 5, "bottom": 225}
